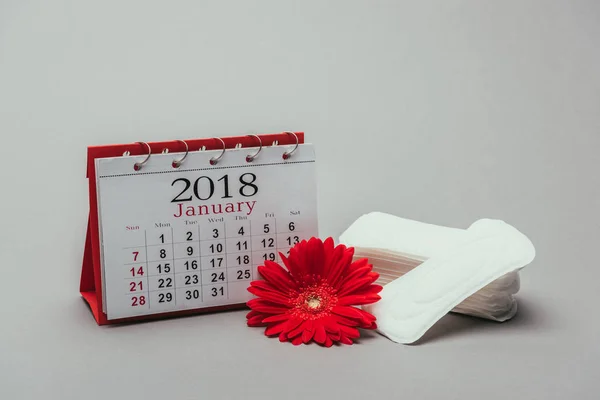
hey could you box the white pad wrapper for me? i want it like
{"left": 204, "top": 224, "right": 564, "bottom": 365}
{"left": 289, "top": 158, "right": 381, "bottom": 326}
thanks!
{"left": 339, "top": 212, "right": 535, "bottom": 344}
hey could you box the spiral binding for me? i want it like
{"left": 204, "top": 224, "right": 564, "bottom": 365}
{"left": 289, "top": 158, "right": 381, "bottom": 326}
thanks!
{"left": 128, "top": 132, "right": 299, "bottom": 171}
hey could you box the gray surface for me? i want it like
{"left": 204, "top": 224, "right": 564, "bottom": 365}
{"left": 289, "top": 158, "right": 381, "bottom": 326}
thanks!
{"left": 0, "top": 1, "right": 598, "bottom": 399}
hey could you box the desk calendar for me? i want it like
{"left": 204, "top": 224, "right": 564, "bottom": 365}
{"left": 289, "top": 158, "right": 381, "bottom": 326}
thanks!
{"left": 80, "top": 132, "right": 318, "bottom": 324}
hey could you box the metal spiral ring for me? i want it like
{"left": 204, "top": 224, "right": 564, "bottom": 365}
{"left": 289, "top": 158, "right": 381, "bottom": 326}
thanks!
{"left": 172, "top": 140, "right": 189, "bottom": 168}
{"left": 133, "top": 142, "right": 151, "bottom": 171}
{"left": 245, "top": 135, "right": 263, "bottom": 162}
{"left": 282, "top": 131, "right": 299, "bottom": 160}
{"left": 209, "top": 137, "right": 226, "bottom": 165}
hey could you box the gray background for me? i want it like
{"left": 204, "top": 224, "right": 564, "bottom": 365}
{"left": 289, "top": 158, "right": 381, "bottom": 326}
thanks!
{"left": 0, "top": 1, "right": 598, "bottom": 399}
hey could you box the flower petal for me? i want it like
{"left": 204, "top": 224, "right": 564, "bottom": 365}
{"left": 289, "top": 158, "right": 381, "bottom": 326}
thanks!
{"left": 313, "top": 324, "right": 327, "bottom": 344}
{"left": 321, "top": 237, "right": 336, "bottom": 277}
{"left": 278, "top": 252, "right": 295, "bottom": 275}
{"left": 332, "top": 305, "right": 364, "bottom": 320}
{"left": 339, "top": 325, "right": 360, "bottom": 339}
{"left": 330, "top": 313, "right": 362, "bottom": 327}
{"left": 259, "top": 262, "right": 296, "bottom": 287}
{"left": 348, "top": 256, "right": 370, "bottom": 270}
{"left": 362, "top": 321, "right": 377, "bottom": 330}
{"left": 322, "top": 316, "right": 341, "bottom": 334}
{"left": 265, "top": 321, "right": 287, "bottom": 336}
{"left": 356, "top": 307, "right": 377, "bottom": 321}
{"left": 247, "top": 298, "right": 291, "bottom": 314}
{"left": 287, "top": 241, "right": 309, "bottom": 278}
{"left": 306, "top": 237, "right": 325, "bottom": 276}
{"left": 352, "top": 284, "right": 384, "bottom": 296}
{"left": 301, "top": 319, "right": 314, "bottom": 344}
{"left": 325, "top": 244, "right": 346, "bottom": 283}
{"left": 339, "top": 335, "right": 353, "bottom": 345}
{"left": 246, "top": 310, "right": 270, "bottom": 326}
{"left": 337, "top": 293, "right": 381, "bottom": 306}
{"left": 302, "top": 329, "right": 314, "bottom": 343}
{"left": 247, "top": 314, "right": 268, "bottom": 326}
{"left": 367, "top": 271, "right": 380, "bottom": 281}
{"left": 292, "top": 336, "right": 304, "bottom": 346}
{"left": 262, "top": 313, "right": 292, "bottom": 323}
{"left": 279, "top": 251, "right": 305, "bottom": 280}
{"left": 323, "top": 237, "right": 335, "bottom": 257}
{"left": 304, "top": 319, "right": 314, "bottom": 332}
{"left": 287, "top": 319, "right": 313, "bottom": 339}
{"left": 337, "top": 276, "right": 379, "bottom": 298}
{"left": 258, "top": 262, "right": 297, "bottom": 290}
{"left": 281, "top": 316, "right": 304, "bottom": 334}
{"left": 329, "top": 330, "right": 341, "bottom": 341}
{"left": 250, "top": 279, "right": 293, "bottom": 294}
{"left": 247, "top": 286, "right": 292, "bottom": 306}
{"left": 329, "top": 248, "right": 355, "bottom": 287}
{"left": 324, "top": 337, "right": 334, "bottom": 347}
{"left": 338, "top": 262, "right": 371, "bottom": 286}
{"left": 337, "top": 261, "right": 374, "bottom": 289}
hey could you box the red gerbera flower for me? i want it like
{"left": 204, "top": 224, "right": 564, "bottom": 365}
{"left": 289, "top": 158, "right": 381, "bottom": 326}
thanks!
{"left": 246, "top": 237, "right": 382, "bottom": 347}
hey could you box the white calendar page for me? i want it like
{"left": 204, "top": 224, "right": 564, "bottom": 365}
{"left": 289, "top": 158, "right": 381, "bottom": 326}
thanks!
{"left": 95, "top": 144, "right": 317, "bottom": 320}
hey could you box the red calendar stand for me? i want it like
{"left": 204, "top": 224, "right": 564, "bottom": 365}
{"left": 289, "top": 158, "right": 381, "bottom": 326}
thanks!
{"left": 80, "top": 132, "right": 305, "bottom": 325}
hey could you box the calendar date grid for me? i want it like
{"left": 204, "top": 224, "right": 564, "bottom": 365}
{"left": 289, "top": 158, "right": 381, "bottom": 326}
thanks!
{"left": 122, "top": 218, "right": 305, "bottom": 310}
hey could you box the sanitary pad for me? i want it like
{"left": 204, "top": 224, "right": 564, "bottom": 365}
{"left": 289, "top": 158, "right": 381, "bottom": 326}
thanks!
{"left": 339, "top": 212, "right": 535, "bottom": 344}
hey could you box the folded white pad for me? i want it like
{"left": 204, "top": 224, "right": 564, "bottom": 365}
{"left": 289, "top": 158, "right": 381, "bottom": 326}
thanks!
{"left": 339, "top": 212, "right": 535, "bottom": 344}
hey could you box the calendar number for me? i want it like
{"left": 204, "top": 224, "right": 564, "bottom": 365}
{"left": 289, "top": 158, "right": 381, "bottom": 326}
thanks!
{"left": 184, "top": 274, "right": 200, "bottom": 285}
{"left": 186, "top": 231, "right": 193, "bottom": 241}
{"left": 236, "top": 269, "right": 251, "bottom": 280}
{"left": 213, "top": 228, "right": 219, "bottom": 238}
{"left": 211, "top": 286, "right": 225, "bottom": 297}
{"left": 239, "top": 173, "right": 258, "bottom": 197}
{"left": 263, "top": 252, "right": 276, "bottom": 261}
{"left": 171, "top": 173, "right": 258, "bottom": 202}
{"left": 130, "top": 266, "right": 144, "bottom": 277}
{"left": 131, "top": 296, "right": 146, "bottom": 306}
{"left": 158, "top": 292, "right": 173, "bottom": 303}
{"left": 236, "top": 240, "right": 248, "bottom": 251}
{"left": 237, "top": 255, "right": 250, "bottom": 265}
{"left": 158, "top": 277, "right": 173, "bottom": 288}
{"left": 159, "top": 249, "right": 167, "bottom": 259}
{"left": 185, "top": 260, "right": 198, "bottom": 270}
{"left": 289, "top": 222, "right": 295, "bottom": 231}
{"left": 238, "top": 227, "right": 245, "bottom": 235}
{"left": 286, "top": 236, "right": 300, "bottom": 246}
{"left": 186, "top": 246, "right": 194, "bottom": 256}
{"left": 261, "top": 238, "right": 275, "bottom": 248}
{"left": 210, "top": 243, "right": 224, "bottom": 253}
{"left": 186, "top": 290, "right": 200, "bottom": 300}
{"left": 157, "top": 263, "right": 171, "bottom": 273}
{"left": 209, "top": 257, "right": 223, "bottom": 268}
{"left": 129, "top": 281, "right": 143, "bottom": 292}
{"left": 132, "top": 251, "right": 139, "bottom": 261}
{"left": 211, "top": 272, "right": 225, "bottom": 282}
{"left": 263, "top": 224, "right": 270, "bottom": 234}
{"left": 171, "top": 178, "right": 192, "bottom": 202}
{"left": 217, "top": 175, "right": 233, "bottom": 198}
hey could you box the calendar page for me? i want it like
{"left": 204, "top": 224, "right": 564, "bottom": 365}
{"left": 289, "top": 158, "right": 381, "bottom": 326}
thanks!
{"left": 95, "top": 144, "right": 317, "bottom": 320}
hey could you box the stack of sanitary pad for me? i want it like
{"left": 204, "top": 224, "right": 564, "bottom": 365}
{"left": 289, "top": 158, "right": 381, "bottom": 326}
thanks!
{"left": 351, "top": 247, "right": 520, "bottom": 322}
{"left": 339, "top": 212, "right": 535, "bottom": 343}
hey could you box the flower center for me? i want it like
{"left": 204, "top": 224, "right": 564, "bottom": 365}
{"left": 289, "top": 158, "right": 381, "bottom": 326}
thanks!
{"left": 291, "top": 280, "right": 338, "bottom": 320}
{"left": 306, "top": 296, "right": 321, "bottom": 309}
